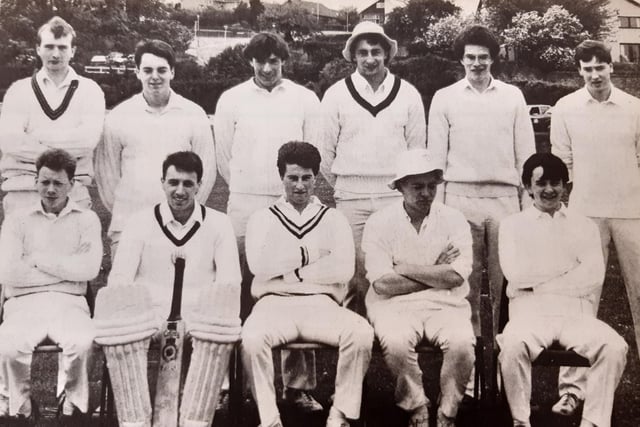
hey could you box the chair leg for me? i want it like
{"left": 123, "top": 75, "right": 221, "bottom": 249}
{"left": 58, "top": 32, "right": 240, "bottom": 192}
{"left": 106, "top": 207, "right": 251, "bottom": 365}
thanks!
{"left": 99, "top": 361, "right": 108, "bottom": 426}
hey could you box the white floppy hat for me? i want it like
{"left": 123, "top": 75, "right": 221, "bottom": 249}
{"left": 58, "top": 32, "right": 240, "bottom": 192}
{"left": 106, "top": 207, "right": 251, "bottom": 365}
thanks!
{"left": 342, "top": 21, "right": 398, "bottom": 62}
{"left": 388, "top": 149, "right": 443, "bottom": 190}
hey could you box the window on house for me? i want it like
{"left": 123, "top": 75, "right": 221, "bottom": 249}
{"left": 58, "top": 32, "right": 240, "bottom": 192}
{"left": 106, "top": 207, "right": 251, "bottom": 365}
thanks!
{"left": 621, "top": 44, "right": 640, "bottom": 63}
{"left": 620, "top": 16, "right": 640, "bottom": 28}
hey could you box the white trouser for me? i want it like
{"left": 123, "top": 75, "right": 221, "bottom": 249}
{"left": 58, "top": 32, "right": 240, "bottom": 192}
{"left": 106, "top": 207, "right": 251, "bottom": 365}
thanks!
{"left": 0, "top": 292, "right": 95, "bottom": 415}
{"left": 498, "top": 295, "right": 627, "bottom": 427}
{"left": 334, "top": 194, "right": 401, "bottom": 315}
{"left": 241, "top": 295, "right": 373, "bottom": 426}
{"left": 369, "top": 301, "right": 475, "bottom": 417}
{"left": 228, "top": 192, "right": 317, "bottom": 390}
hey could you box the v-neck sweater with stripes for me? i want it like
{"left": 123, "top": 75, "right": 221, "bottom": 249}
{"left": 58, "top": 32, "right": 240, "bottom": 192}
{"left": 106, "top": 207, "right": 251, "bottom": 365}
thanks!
{"left": 245, "top": 197, "right": 355, "bottom": 303}
{"left": 107, "top": 202, "right": 241, "bottom": 317}
{"left": 319, "top": 73, "right": 426, "bottom": 197}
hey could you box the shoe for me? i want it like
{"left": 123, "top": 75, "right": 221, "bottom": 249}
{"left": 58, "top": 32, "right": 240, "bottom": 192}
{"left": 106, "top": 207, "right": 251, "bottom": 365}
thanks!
{"left": 258, "top": 418, "right": 284, "bottom": 427}
{"left": 283, "top": 388, "right": 323, "bottom": 413}
{"left": 326, "top": 406, "right": 350, "bottom": 427}
{"left": 216, "top": 389, "right": 229, "bottom": 411}
{"left": 408, "top": 405, "right": 429, "bottom": 427}
{"left": 56, "top": 394, "right": 89, "bottom": 427}
{"left": 551, "top": 392, "right": 581, "bottom": 416}
{"left": 436, "top": 409, "right": 455, "bottom": 427}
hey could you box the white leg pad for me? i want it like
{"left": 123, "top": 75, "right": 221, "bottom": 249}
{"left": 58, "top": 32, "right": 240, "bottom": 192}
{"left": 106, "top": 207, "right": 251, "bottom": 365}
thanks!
{"left": 179, "top": 340, "right": 234, "bottom": 426}
{"left": 103, "top": 339, "right": 152, "bottom": 427}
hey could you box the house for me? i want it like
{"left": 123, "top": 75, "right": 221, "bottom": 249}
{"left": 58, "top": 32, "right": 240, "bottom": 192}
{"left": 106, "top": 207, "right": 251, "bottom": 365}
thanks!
{"left": 608, "top": 0, "right": 640, "bottom": 62}
{"left": 180, "top": 0, "right": 240, "bottom": 11}
{"left": 359, "top": 1, "right": 385, "bottom": 24}
{"left": 281, "top": 0, "right": 340, "bottom": 25}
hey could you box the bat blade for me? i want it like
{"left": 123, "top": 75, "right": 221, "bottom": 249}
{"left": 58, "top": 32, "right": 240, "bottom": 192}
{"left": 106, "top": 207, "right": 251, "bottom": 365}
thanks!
{"left": 152, "top": 319, "right": 185, "bottom": 427}
{"left": 153, "top": 257, "right": 186, "bottom": 427}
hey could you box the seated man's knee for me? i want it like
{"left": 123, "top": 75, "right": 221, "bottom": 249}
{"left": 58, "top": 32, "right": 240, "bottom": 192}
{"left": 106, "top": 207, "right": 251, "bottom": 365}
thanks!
{"left": 241, "top": 322, "right": 271, "bottom": 356}
{"left": 600, "top": 333, "right": 628, "bottom": 362}
{"left": 441, "top": 330, "right": 475, "bottom": 360}
{"left": 0, "top": 335, "right": 24, "bottom": 360}
{"left": 349, "top": 319, "right": 374, "bottom": 349}
{"left": 497, "top": 330, "right": 530, "bottom": 363}
{"left": 376, "top": 327, "right": 415, "bottom": 357}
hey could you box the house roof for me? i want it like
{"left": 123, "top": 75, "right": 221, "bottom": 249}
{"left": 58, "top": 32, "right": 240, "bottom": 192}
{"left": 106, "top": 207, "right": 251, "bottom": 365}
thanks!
{"left": 282, "top": 0, "right": 340, "bottom": 18}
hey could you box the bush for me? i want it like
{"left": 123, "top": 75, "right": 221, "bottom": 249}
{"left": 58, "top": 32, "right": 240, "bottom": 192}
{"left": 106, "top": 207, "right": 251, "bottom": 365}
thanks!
{"left": 509, "top": 79, "right": 580, "bottom": 105}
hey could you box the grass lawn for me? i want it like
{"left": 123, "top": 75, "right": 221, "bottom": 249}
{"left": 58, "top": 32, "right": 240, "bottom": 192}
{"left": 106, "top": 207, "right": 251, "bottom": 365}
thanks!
{"left": 7, "top": 172, "right": 640, "bottom": 426}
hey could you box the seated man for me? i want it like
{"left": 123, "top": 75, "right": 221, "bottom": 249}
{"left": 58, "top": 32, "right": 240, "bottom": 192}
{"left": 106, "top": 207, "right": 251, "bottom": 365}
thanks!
{"left": 0, "top": 148, "right": 102, "bottom": 425}
{"left": 498, "top": 152, "right": 628, "bottom": 427}
{"left": 94, "top": 151, "right": 242, "bottom": 427}
{"left": 362, "top": 149, "right": 475, "bottom": 427}
{"left": 242, "top": 141, "right": 373, "bottom": 427}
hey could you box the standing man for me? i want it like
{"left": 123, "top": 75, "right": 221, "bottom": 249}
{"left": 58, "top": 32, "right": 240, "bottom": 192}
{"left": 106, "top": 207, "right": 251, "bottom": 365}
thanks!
{"left": 498, "top": 152, "right": 627, "bottom": 427}
{"left": 95, "top": 152, "right": 241, "bottom": 427}
{"left": 551, "top": 40, "right": 640, "bottom": 414}
{"left": 95, "top": 39, "right": 216, "bottom": 256}
{"left": 213, "top": 32, "right": 323, "bottom": 411}
{"left": 427, "top": 25, "right": 535, "bottom": 335}
{"left": 0, "top": 149, "right": 102, "bottom": 424}
{"left": 320, "top": 21, "right": 426, "bottom": 315}
{"left": 0, "top": 16, "right": 105, "bottom": 214}
{"left": 242, "top": 141, "right": 373, "bottom": 427}
{"left": 362, "top": 149, "right": 475, "bottom": 427}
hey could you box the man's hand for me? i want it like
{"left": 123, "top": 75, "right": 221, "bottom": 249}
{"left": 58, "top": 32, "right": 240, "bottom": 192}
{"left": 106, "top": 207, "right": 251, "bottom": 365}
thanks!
{"left": 171, "top": 249, "right": 187, "bottom": 265}
{"left": 435, "top": 243, "right": 459, "bottom": 265}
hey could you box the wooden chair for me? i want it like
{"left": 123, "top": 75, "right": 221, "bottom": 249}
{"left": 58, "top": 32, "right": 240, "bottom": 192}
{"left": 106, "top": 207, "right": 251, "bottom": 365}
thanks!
{"left": 492, "top": 279, "right": 590, "bottom": 422}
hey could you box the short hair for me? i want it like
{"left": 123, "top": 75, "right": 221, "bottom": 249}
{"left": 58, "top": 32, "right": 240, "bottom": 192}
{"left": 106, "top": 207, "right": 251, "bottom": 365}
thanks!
{"left": 453, "top": 25, "right": 500, "bottom": 61}
{"left": 277, "top": 141, "right": 321, "bottom": 178}
{"left": 37, "top": 16, "right": 76, "bottom": 46}
{"left": 348, "top": 34, "right": 392, "bottom": 61}
{"left": 135, "top": 39, "right": 176, "bottom": 69}
{"left": 162, "top": 151, "right": 203, "bottom": 182}
{"left": 574, "top": 40, "right": 612, "bottom": 66}
{"left": 36, "top": 149, "right": 76, "bottom": 180}
{"left": 521, "top": 153, "right": 569, "bottom": 188}
{"left": 243, "top": 32, "right": 290, "bottom": 62}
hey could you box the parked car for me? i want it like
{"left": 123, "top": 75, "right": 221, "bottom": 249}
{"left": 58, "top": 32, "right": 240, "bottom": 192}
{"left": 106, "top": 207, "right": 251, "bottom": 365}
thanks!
{"left": 528, "top": 104, "right": 553, "bottom": 133}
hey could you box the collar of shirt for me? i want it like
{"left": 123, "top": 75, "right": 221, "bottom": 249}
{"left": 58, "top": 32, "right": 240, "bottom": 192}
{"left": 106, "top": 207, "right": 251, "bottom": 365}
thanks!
{"left": 399, "top": 200, "right": 442, "bottom": 233}
{"left": 461, "top": 75, "right": 497, "bottom": 94}
{"left": 523, "top": 204, "right": 569, "bottom": 221}
{"left": 351, "top": 69, "right": 394, "bottom": 97}
{"left": 136, "top": 89, "right": 184, "bottom": 114}
{"left": 28, "top": 198, "right": 83, "bottom": 220}
{"left": 36, "top": 67, "right": 78, "bottom": 90}
{"left": 249, "top": 77, "right": 292, "bottom": 94}
{"left": 159, "top": 200, "right": 203, "bottom": 230}
{"left": 274, "top": 195, "right": 324, "bottom": 219}
{"left": 578, "top": 85, "right": 623, "bottom": 106}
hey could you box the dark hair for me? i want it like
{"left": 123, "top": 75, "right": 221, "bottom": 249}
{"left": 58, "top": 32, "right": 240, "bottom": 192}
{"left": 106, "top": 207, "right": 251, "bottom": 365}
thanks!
{"left": 521, "top": 153, "right": 569, "bottom": 188}
{"left": 37, "top": 16, "right": 76, "bottom": 46}
{"left": 348, "top": 34, "right": 392, "bottom": 61}
{"left": 135, "top": 39, "right": 176, "bottom": 69}
{"left": 162, "top": 151, "right": 203, "bottom": 182}
{"left": 36, "top": 149, "right": 76, "bottom": 180}
{"left": 574, "top": 40, "right": 612, "bottom": 66}
{"left": 243, "top": 32, "right": 290, "bottom": 62}
{"left": 453, "top": 25, "right": 500, "bottom": 61}
{"left": 277, "top": 141, "right": 321, "bottom": 178}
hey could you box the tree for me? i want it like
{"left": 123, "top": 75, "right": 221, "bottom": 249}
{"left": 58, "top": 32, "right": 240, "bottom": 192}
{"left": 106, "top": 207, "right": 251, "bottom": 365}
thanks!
{"left": 482, "top": 0, "right": 613, "bottom": 38}
{"left": 234, "top": 1, "right": 252, "bottom": 26}
{"left": 501, "top": 5, "right": 590, "bottom": 71}
{"left": 249, "top": 0, "right": 265, "bottom": 29}
{"left": 384, "top": 0, "right": 461, "bottom": 44}
{"left": 337, "top": 6, "right": 359, "bottom": 31}
{"left": 258, "top": 1, "right": 318, "bottom": 39}
{"left": 420, "top": 8, "right": 498, "bottom": 58}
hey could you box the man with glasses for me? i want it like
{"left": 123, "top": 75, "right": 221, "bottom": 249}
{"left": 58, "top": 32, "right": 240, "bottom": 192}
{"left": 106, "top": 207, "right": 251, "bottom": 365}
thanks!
{"left": 426, "top": 25, "right": 535, "bottom": 339}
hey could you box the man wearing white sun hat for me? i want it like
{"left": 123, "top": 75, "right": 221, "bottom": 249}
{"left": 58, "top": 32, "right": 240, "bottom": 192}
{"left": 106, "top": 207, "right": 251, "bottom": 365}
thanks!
{"left": 362, "top": 149, "right": 474, "bottom": 427}
{"left": 319, "top": 21, "right": 426, "bottom": 315}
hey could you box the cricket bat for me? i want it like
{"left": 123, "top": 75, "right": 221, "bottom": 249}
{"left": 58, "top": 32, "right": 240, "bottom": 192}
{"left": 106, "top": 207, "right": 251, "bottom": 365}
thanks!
{"left": 153, "top": 257, "right": 186, "bottom": 427}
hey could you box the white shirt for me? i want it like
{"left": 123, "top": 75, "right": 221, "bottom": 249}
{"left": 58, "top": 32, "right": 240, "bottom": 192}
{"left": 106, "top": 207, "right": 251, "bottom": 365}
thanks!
{"left": 551, "top": 86, "right": 640, "bottom": 218}
{"left": 350, "top": 69, "right": 396, "bottom": 105}
{"left": 498, "top": 205, "right": 604, "bottom": 302}
{"left": 213, "top": 78, "right": 321, "bottom": 195}
{"left": 95, "top": 90, "right": 216, "bottom": 236}
{"left": 362, "top": 201, "right": 472, "bottom": 312}
{"left": 427, "top": 78, "right": 535, "bottom": 197}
